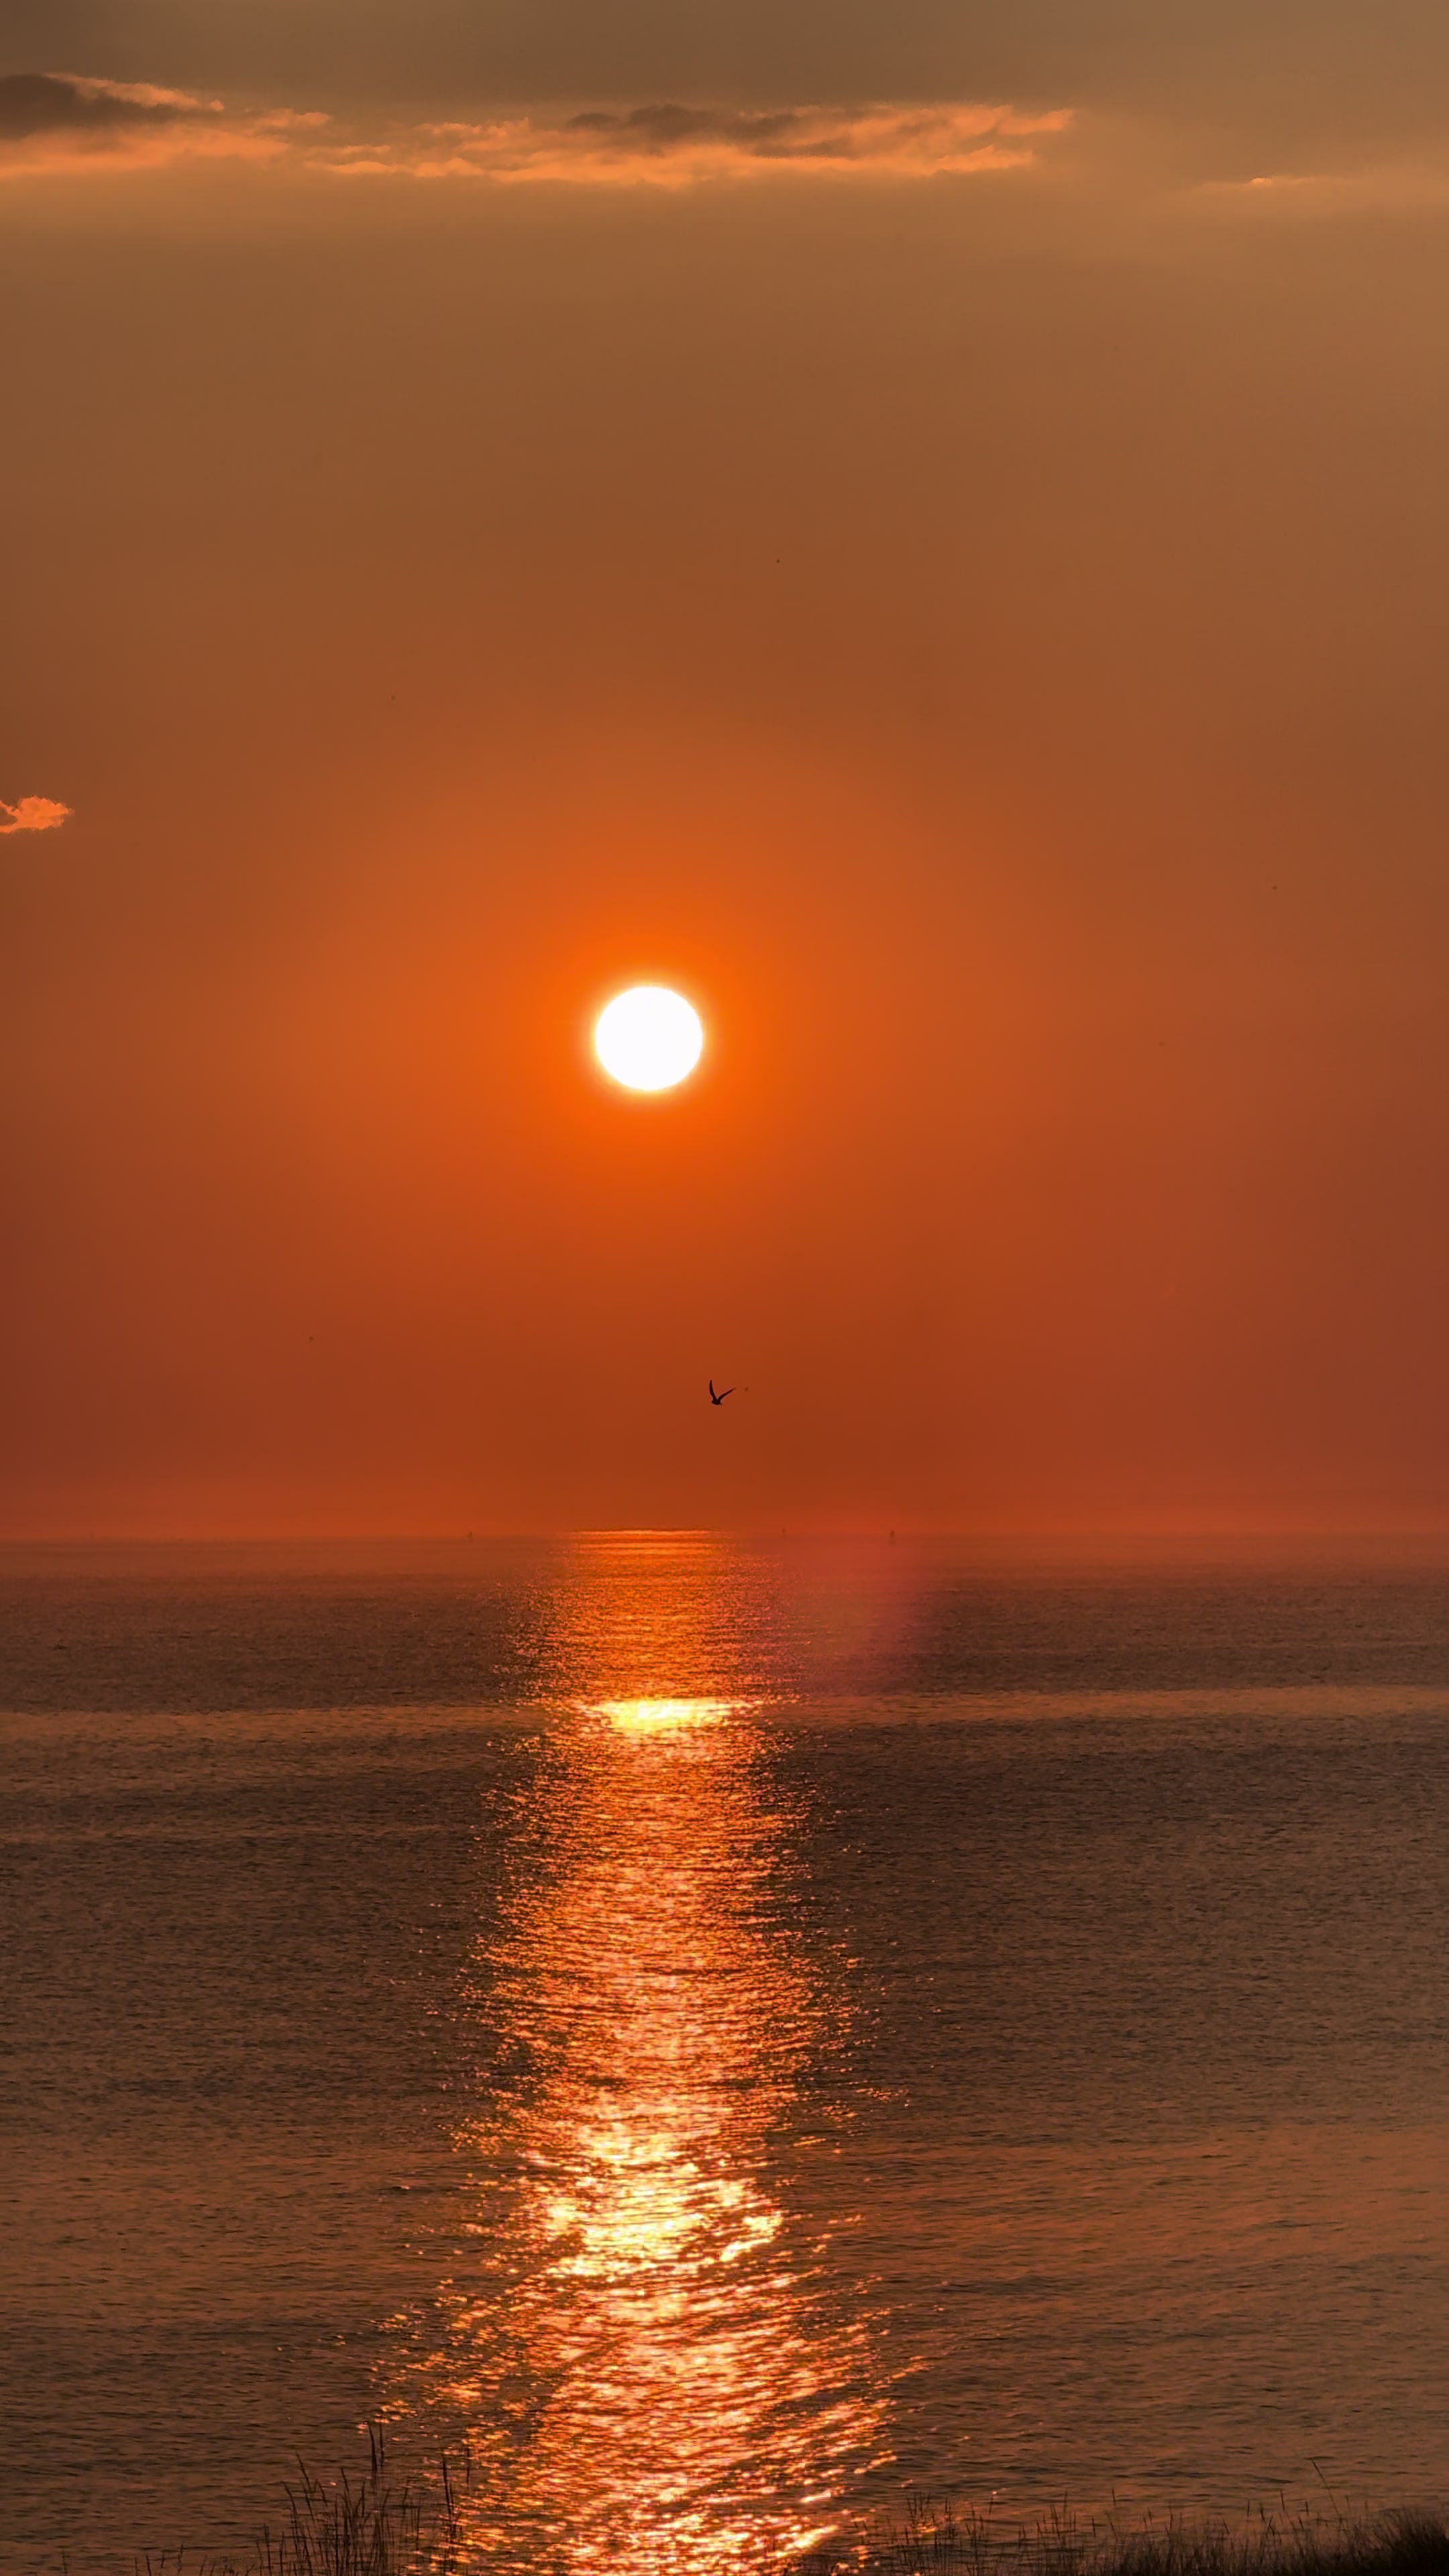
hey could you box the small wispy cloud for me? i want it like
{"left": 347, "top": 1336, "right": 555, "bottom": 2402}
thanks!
{"left": 0, "top": 70, "right": 209, "bottom": 138}
{"left": 0, "top": 78, "right": 1069, "bottom": 186}
{"left": 0, "top": 72, "right": 326, "bottom": 173}
{"left": 0, "top": 795, "right": 72, "bottom": 835}
{"left": 1195, "top": 160, "right": 1449, "bottom": 215}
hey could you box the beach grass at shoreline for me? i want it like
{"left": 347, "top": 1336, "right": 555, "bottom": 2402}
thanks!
{"left": 122, "top": 2437, "right": 1449, "bottom": 2576}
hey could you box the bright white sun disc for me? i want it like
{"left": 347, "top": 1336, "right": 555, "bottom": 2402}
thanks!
{"left": 594, "top": 986, "right": 704, "bottom": 1091}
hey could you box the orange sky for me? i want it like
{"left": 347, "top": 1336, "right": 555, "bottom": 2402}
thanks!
{"left": 3, "top": 5, "right": 1448, "bottom": 1535}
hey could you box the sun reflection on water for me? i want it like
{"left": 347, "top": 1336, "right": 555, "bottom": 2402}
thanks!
{"left": 586, "top": 1697, "right": 743, "bottom": 1736}
{"left": 387, "top": 1549, "right": 885, "bottom": 2572}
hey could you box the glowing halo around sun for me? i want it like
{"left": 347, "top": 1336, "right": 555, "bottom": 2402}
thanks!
{"left": 594, "top": 985, "right": 704, "bottom": 1091}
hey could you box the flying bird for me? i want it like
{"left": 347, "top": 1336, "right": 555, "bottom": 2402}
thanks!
{"left": 709, "top": 1380, "right": 735, "bottom": 1405}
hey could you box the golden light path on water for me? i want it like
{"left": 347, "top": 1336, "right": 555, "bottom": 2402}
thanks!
{"left": 384, "top": 1550, "right": 888, "bottom": 2573}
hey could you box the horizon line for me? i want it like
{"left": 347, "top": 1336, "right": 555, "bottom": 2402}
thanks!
{"left": 5, "top": 1524, "right": 1449, "bottom": 1550}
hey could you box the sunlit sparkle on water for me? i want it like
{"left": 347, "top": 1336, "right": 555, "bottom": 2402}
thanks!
{"left": 389, "top": 1658, "right": 885, "bottom": 2571}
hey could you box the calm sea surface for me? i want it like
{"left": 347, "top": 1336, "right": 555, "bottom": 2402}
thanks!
{"left": 3, "top": 1537, "right": 1448, "bottom": 2573}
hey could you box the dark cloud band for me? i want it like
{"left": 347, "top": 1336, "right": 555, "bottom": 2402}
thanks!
{"left": 0, "top": 82, "right": 1067, "bottom": 180}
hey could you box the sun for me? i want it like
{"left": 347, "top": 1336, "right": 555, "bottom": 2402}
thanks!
{"left": 594, "top": 985, "right": 704, "bottom": 1092}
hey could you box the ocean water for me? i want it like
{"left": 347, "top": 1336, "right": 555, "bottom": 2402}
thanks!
{"left": 3, "top": 1535, "right": 1448, "bottom": 2574}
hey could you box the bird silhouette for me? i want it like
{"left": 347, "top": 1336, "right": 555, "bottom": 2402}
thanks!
{"left": 709, "top": 1379, "right": 735, "bottom": 1405}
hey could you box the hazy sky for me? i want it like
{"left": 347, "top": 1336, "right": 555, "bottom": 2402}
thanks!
{"left": 3, "top": 2, "right": 1448, "bottom": 1535}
